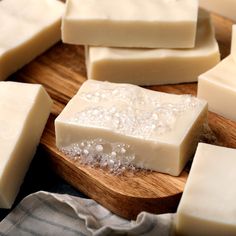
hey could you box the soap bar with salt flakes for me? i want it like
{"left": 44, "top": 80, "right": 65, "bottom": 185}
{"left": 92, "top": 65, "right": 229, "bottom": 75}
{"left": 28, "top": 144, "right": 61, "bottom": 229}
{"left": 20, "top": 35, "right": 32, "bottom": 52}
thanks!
{"left": 199, "top": 0, "right": 236, "bottom": 22}
{"left": 86, "top": 10, "right": 220, "bottom": 85}
{"left": 62, "top": 0, "right": 198, "bottom": 48}
{"left": 55, "top": 80, "right": 207, "bottom": 176}
{"left": 0, "top": 82, "right": 52, "bottom": 208}
{"left": 0, "top": 0, "right": 64, "bottom": 81}
{"left": 176, "top": 143, "right": 236, "bottom": 236}
{"left": 198, "top": 55, "right": 236, "bottom": 121}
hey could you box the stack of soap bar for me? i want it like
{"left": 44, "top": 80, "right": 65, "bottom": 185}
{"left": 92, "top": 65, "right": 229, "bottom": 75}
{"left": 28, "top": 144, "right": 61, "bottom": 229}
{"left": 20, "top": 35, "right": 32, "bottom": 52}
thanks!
{"left": 0, "top": 82, "right": 52, "bottom": 208}
{"left": 198, "top": 56, "right": 236, "bottom": 121}
{"left": 0, "top": 0, "right": 64, "bottom": 81}
{"left": 199, "top": 0, "right": 236, "bottom": 22}
{"left": 55, "top": 80, "right": 207, "bottom": 176}
{"left": 86, "top": 10, "right": 220, "bottom": 85}
{"left": 175, "top": 143, "right": 236, "bottom": 236}
{"left": 62, "top": 0, "right": 198, "bottom": 48}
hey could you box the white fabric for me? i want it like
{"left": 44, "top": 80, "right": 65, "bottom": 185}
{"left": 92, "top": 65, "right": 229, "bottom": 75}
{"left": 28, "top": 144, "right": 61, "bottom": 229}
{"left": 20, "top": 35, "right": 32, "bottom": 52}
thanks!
{"left": 0, "top": 191, "right": 174, "bottom": 236}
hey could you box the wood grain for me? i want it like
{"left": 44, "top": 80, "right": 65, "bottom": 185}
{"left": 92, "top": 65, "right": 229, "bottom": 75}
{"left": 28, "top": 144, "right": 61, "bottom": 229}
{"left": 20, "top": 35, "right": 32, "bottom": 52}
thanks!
{"left": 10, "top": 13, "right": 236, "bottom": 219}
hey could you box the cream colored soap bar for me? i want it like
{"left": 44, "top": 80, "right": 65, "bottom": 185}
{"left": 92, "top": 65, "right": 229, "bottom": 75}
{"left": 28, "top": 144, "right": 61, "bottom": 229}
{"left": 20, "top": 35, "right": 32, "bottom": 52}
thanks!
{"left": 199, "top": 0, "right": 236, "bottom": 22}
{"left": 62, "top": 0, "right": 198, "bottom": 48}
{"left": 0, "top": 0, "right": 64, "bottom": 81}
{"left": 55, "top": 80, "right": 207, "bottom": 176}
{"left": 231, "top": 25, "right": 236, "bottom": 62}
{"left": 198, "top": 55, "right": 236, "bottom": 121}
{"left": 175, "top": 143, "right": 236, "bottom": 236}
{"left": 86, "top": 10, "right": 220, "bottom": 86}
{"left": 0, "top": 82, "right": 52, "bottom": 208}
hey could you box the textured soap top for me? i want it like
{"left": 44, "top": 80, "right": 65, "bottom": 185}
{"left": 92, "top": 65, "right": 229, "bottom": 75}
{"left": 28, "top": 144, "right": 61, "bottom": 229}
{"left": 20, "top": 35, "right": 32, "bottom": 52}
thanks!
{"left": 66, "top": 0, "right": 198, "bottom": 22}
{"left": 59, "top": 80, "right": 206, "bottom": 143}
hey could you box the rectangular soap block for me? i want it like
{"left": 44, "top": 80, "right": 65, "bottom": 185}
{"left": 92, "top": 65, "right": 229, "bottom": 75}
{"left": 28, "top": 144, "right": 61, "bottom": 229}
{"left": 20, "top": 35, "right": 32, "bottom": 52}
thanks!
{"left": 86, "top": 10, "right": 220, "bottom": 86}
{"left": 0, "top": 82, "right": 52, "bottom": 208}
{"left": 175, "top": 143, "right": 236, "bottom": 236}
{"left": 55, "top": 80, "right": 207, "bottom": 176}
{"left": 231, "top": 25, "right": 236, "bottom": 62}
{"left": 197, "top": 55, "right": 236, "bottom": 121}
{"left": 199, "top": 0, "right": 236, "bottom": 22}
{"left": 62, "top": 0, "right": 198, "bottom": 48}
{"left": 0, "top": 0, "right": 64, "bottom": 81}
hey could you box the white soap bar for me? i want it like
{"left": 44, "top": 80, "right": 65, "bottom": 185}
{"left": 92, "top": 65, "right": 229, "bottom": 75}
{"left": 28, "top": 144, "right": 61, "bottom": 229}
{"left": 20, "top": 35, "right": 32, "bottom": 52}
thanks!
{"left": 175, "top": 143, "right": 236, "bottom": 236}
{"left": 0, "top": 0, "right": 64, "bottom": 81}
{"left": 55, "top": 80, "right": 207, "bottom": 176}
{"left": 86, "top": 10, "right": 220, "bottom": 86}
{"left": 199, "top": 0, "right": 236, "bottom": 22}
{"left": 0, "top": 82, "right": 52, "bottom": 208}
{"left": 198, "top": 55, "right": 236, "bottom": 121}
{"left": 62, "top": 0, "right": 198, "bottom": 48}
{"left": 231, "top": 25, "right": 236, "bottom": 62}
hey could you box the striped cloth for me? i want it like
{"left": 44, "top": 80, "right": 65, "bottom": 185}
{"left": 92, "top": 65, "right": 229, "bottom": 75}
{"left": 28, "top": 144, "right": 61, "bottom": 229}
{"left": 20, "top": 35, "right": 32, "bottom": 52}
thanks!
{"left": 0, "top": 191, "right": 174, "bottom": 236}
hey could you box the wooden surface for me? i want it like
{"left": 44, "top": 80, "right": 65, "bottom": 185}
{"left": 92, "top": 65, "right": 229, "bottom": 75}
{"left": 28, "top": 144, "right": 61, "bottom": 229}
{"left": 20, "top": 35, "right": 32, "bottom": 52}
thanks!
{"left": 10, "top": 13, "right": 236, "bottom": 220}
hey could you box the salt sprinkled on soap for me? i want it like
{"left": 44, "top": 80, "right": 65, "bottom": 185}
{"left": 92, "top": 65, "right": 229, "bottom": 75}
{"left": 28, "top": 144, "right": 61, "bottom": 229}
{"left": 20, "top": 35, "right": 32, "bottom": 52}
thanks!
{"left": 70, "top": 92, "right": 200, "bottom": 139}
{"left": 61, "top": 139, "right": 136, "bottom": 175}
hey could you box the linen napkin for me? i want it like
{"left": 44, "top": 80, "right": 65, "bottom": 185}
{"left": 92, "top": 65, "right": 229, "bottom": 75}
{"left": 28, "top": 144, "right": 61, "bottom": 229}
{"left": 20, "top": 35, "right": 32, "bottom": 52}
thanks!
{"left": 0, "top": 191, "right": 174, "bottom": 236}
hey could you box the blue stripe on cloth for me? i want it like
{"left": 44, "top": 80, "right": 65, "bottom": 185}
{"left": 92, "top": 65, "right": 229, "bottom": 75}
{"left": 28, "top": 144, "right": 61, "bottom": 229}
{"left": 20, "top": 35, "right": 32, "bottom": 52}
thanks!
{"left": 18, "top": 204, "right": 87, "bottom": 236}
{"left": 35, "top": 195, "right": 78, "bottom": 220}
{"left": 84, "top": 201, "right": 97, "bottom": 208}
{"left": 2, "top": 218, "right": 42, "bottom": 236}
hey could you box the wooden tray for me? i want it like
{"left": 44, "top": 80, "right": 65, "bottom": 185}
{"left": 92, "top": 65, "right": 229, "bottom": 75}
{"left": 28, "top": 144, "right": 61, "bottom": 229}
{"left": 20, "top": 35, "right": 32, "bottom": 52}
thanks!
{"left": 10, "top": 13, "right": 236, "bottom": 220}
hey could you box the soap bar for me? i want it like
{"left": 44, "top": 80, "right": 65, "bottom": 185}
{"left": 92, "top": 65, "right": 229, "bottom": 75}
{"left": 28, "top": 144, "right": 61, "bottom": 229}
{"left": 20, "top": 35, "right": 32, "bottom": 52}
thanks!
{"left": 199, "top": 0, "right": 236, "bottom": 22}
{"left": 86, "top": 10, "right": 220, "bottom": 86}
{"left": 231, "top": 25, "right": 236, "bottom": 62}
{"left": 0, "top": 82, "right": 52, "bottom": 208}
{"left": 198, "top": 55, "right": 236, "bottom": 121}
{"left": 0, "top": 0, "right": 64, "bottom": 81}
{"left": 62, "top": 0, "right": 198, "bottom": 48}
{"left": 175, "top": 143, "right": 236, "bottom": 236}
{"left": 55, "top": 80, "right": 207, "bottom": 176}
